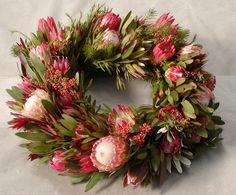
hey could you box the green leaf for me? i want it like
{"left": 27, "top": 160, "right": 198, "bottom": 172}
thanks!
{"left": 121, "top": 47, "right": 134, "bottom": 59}
{"left": 170, "top": 90, "right": 179, "bottom": 102}
{"left": 196, "top": 128, "right": 208, "bottom": 138}
{"left": 176, "top": 78, "right": 186, "bottom": 86}
{"left": 119, "top": 11, "right": 132, "bottom": 34}
{"left": 42, "top": 100, "right": 59, "bottom": 115}
{"left": 136, "top": 150, "right": 148, "bottom": 159}
{"left": 16, "top": 132, "right": 52, "bottom": 141}
{"left": 85, "top": 172, "right": 105, "bottom": 192}
{"left": 151, "top": 148, "right": 160, "bottom": 172}
{"left": 181, "top": 100, "right": 196, "bottom": 119}
{"left": 29, "top": 54, "right": 46, "bottom": 79}
{"left": 20, "top": 142, "right": 52, "bottom": 155}
{"left": 55, "top": 123, "right": 75, "bottom": 137}
{"left": 6, "top": 86, "right": 24, "bottom": 103}
{"left": 179, "top": 156, "right": 191, "bottom": 166}
{"left": 176, "top": 82, "right": 197, "bottom": 93}
{"left": 173, "top": 157, "right": 182, "bottom": 174}
{"left": 61, "top": 114, "right": 77, "bottom": 131}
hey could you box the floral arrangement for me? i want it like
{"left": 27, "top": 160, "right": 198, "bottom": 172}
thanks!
{"left": 7, "top": 5, "right": 224, "bottom": 191}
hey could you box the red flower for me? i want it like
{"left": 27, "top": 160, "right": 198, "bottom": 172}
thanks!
{"left": 153, "top": 13, "right": 178, "bottom": 35}
{"left": 107, "top": 104, "right": 135, "bottom": 139}
{"left": 158, "top": 105, "right": 184, "bottom": 124}
{"left": 73, "top": 123, "right": 86, "bottom": 142}
{"left": 123, "top": 164, "right": 148, "bottom": 187}
{"left": 17, "top": 77, "right": 34, "bottom": 94}
{"left": 201, "top": 70, "right": 216, "bottom": 91}
{"left": 165, "top": 65, "right": 186, "bottom": 83}
{"left": 178, "top": 44, "right": 202, "bottom": 56}
{"left": 102, "top": 30, "right": 120, "bottom": 47}
{"left": 100, "top": 12, "right": 121, "bottom": 30}
{"left": 196, "top": 87, "right": 215, "bottom": 106}
{"left": 30, "top": 42, "right": 48, "bottom": 61}
{"left": 152, "top": 41, "right": 175, "bottom": 65}
{"left": 162, "top": 130, "right": 180, "bottom": 155}
{"left": 90, "top": 135, "right": 128, "bottom": 172}
{"left": 38, "top": 16, "right": 58, "bottom": 41}
{"left": 77, "top": 155, "right": 97, "bottom": 173}
{"left": 8, "top": 113, "right": 30, "bottom": 129}
{"left": 51, "top": 56, "right": 70, "bottom": 73}
{"left": 49, "top": 150, "right": 67, "bottom": 172}
{"left": 57, "top": 92, "right": 73, "bottom": 107}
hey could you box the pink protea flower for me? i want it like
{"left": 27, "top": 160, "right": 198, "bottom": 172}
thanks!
{"left": 201, "top": 70, "right": 216, "bottom": 91}
{"left": 8, "top": 113, "right": 31, "bottom": 129}
{"left": 123, "top": 165, "right": 148, "bottom": 187}
{"left": 152, "top": 41, "right": 175, "bottom": 65}
{"left": 158, "top": 105, "right": 184, "bottom": 124}
{"left": 90, "top": 135, "right": 128, "bottom": 172}
{"left": 73, "top": 123, "right": 86, "bottom": 142}
{"left": 100, "top": 12, "right": 121, "bottom": 30}
{"left": 57, "top": 92, "right": 73, "bottom": 107}
{"left": 102, "top": 30, "right": 120, "bottom": 47}
{"left": 78, "top": 155, "right": 97, "bottom": 173}
{"left": 153, "top": 13, "right": 178, "bottom": 34}
{"left": 29, "top": 43, "right": 48, "bottom": 61}
{"left": 51, "top": 57, "right": 70, "bottom": 73}
{"left": 17, "top": 77, "right": 34, "bottom": 94}
{"left": 38, "top": 16, "right": 58, "bottom": 41}
{"left": 162, "top": 130, "right": 180, "bottom": 156}
{"left": 108, "top": 104, "right": 135, "bottom": 139}
{"left": 165, "top": 65, "right": 186, "bottom": 83}
{"left": 196, "top": 87, "right": 215, "bottom": 106}
{"left": 178, "top": 44, "right": 202, "bottom": 56}
{"left": 49, "top": 150, "right": 67, "bottom": 172}
{"left": 22, "top": 89, "right": 49, "bottom": 120}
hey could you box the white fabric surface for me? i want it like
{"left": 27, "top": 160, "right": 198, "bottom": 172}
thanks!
{"left": 0, "top": 0, "right": 236, "bottom": 194}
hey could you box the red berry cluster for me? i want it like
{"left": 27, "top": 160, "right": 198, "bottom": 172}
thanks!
{"left": 131, "top": 123, "right": 152, "bottom": 145}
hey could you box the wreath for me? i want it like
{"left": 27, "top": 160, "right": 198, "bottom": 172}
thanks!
{"left": 7, "top": 5, "right": 224, "bottom": 191}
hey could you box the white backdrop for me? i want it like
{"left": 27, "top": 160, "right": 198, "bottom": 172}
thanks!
{"left": 0, "top": 0, "right": 236, "bottom": 195}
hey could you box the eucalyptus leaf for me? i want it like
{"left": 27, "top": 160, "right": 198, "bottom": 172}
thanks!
{"left": 85, "top": 172, "right": 105, "bottom": 192}
{"left": 16, "top": 132, "right": 52, "bottom": 141}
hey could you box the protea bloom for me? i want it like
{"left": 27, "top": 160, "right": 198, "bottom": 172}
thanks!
{"left": 49, "top": 150, "right": 67, "bottom": 172}
{"left": 78, "top": 155, "right": 97, "bottom": 173}
{"left": 153, "top": 13, "right": 178, "bottom": 34}
{"left": 17, "top": 77, "right": 34, "bottom": 94}
{"left": 123, "top": 164, "right": 148, "bottom": 187}
{"left": 51, "top": 57, "right": 70, "bottom": 73}
{"left": 57, "top": 92, "right": 73, "bottom": 107}
{"left": 29, "top": 43, "right": 48, "bottom": 61}
{"left": 158, "top": 105, "right": 184, "bottom": 124}
{"left": 100, "top": 12, "right": 121, "bottom": 30}
{"left": 90, "top": 135, "right": 128, "bottom": 172}
{"left": 196, "top": 87, "right": 215, "bottom": 106}
{"left": 165, "top": 65, "right": 186, "bottom": 83}
{"left": 38, "top": 16, "right": 58, "bottom": 41}
{"left": 162, "top": 130, "right": 180, "bottom": 155}
{"left": 73, "top": 123, "right": 86, "bottom": 142}
{"left": 102, "top": 30, "right": 120, "bottom": 47}
{"left": 152, "top": 41, "right": 175, "bottom": 65}
{"left": 22, "top": 89, "right": 49, "bottom": 120}
{"left": 201, "top": 70, "right": 216, "bottom": 91}
{"left": 107, "top": 104, "right": 135, "bottom": 139}
{"left": 178, "top": 44, "right": 202, "bottom": 56}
